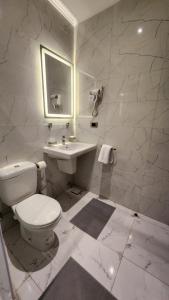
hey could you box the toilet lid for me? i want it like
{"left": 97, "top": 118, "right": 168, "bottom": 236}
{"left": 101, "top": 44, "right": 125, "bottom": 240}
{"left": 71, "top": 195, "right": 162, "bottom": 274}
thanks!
{"left": 15, "top": 194, "right": 62, "bottom": 227}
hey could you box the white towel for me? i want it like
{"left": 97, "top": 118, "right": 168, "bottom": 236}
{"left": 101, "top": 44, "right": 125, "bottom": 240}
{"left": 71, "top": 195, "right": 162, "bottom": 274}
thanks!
{"left": 98, "top": 144, "right": 113, "bottom": 164}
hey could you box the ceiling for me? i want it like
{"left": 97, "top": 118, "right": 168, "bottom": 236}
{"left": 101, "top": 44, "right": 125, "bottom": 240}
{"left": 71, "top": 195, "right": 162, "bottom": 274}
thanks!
{"left": 49, "top": 0, "right": 120, "bottom": 25}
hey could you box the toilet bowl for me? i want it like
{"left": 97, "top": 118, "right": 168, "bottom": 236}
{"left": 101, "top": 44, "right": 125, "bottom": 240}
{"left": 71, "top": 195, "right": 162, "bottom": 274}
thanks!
{"left": 0, "top": 162, "right": 62, "bottom": 251}
{"left": 13, "top": 194, "right": 62, "bottom": 251}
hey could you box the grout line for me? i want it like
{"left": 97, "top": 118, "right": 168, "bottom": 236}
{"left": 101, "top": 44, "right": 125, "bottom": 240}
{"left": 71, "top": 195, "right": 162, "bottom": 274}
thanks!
{"left": 110, "top": 255, "right": 122, "bottom": 293}
{"left": 3, "top": 191, "right": 169, "bottom": 298}
{"left": 15, "top": 275, "right": 31, "bottom": 292}
{"left": 30, "top": 277, "right": 44, "bottom": 292}
{"left": 123, "top": 256, "right": 169, "bottom": 287}
{"left": 110, "top": 215, "right": 136, "bottom": 292}
{"left": 96, "top": 192, "right": 169, "bottom": 231}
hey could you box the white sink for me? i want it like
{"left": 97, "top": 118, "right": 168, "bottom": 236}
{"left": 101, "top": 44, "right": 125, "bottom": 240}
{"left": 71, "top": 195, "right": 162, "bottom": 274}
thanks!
{"left": 43, "top": 142, "right": 97, "bottom": 160}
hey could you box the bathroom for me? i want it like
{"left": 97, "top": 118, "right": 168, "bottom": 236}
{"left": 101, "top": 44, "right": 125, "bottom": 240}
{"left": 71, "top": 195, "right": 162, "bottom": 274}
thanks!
{"left": 0, "top": 0, "right": 169, "bottom": 299}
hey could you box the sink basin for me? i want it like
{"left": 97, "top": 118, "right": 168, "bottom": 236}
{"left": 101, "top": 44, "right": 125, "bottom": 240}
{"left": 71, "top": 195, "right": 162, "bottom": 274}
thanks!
{"left": 43, "top": 142, "right": 97, "bottom": 160}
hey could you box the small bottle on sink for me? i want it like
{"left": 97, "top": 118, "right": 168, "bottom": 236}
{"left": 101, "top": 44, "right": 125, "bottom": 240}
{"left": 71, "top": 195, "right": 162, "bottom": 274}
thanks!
{"left": 62, "top": 135, "right": 66, "bottom": 145}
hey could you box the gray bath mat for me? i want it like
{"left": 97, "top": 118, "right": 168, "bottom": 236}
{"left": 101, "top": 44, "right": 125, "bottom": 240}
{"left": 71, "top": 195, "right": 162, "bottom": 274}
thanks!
{"left": 39, "top": 257, "right": 117, "bottom": 300}
{"left": 70, "top": 198, "right": 116, "bottom": 238}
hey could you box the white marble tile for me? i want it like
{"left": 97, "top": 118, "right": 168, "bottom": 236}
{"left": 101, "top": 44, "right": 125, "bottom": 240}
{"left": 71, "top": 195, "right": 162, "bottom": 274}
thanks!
{"left": 4, "top": 218, "right": 84, "bottom": 295}
{"left": 31, "top": 221, "right": 121, "bottom": 295}
{"left": 98, "top": 207, "right": 134, "bottom": 254}
{"left": 124, "top": 218, "right": 169, "bottom": 285}
{"left": 31, "top": 217, "right": 83, "bottom": 292}
{"left": 97, "top": 195, "right": 117, "bottom": 209}
{"left": 5, "top": 250, "right": 29, "bottom": 291}
{"left": 63, "top": 192, "right": 95, "bottom": 221}
{"left": 78, "top": 71, "right": 96, "bottom": 116}
{"left": 112, "top": 258, "right": 169, "bottom": 300}
{"left": 154, "top": 101, "right": 169, "bottom": 129}
{"left": 30, "top": 260, "right": 58, "bottom": 292}
{"left": 77, "top": 21, "right": 112, "bottom": 79}
{"left": 16, "top": 277, "right": 42, "bottom": 300}
{"left": 72, "top": 233, "right": 121, "bottom": 293}
{"left": 76, "top": 0, "right": 169, "bottom": 226}
{"left": 104, "top": 102, "right": 156, "bottom": 128}
{"left": 3, "top": 199, "right": 169, "bottom": 300}
{"left": 0, "top": 0, "right": 74, "bottom": 198}
{"left": 139, "top": 212, "right": 169, "bottom": 232}
{"left": 115, "top": 202, "right": 133, "bottom": 215}
{"left": 52, "top": 218, "right": 84, "bottom": 269}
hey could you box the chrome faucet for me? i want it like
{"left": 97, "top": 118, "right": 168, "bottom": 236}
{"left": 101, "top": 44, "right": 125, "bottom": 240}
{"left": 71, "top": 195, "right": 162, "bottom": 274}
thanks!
{"left": 62, "top": 135, "right": 66, "bottom": 145}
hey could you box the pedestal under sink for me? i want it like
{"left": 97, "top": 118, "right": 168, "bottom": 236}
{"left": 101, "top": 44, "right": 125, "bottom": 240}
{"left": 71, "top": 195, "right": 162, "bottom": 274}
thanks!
{"left": 43, "top": 142, "right": 97, "bottom": 174}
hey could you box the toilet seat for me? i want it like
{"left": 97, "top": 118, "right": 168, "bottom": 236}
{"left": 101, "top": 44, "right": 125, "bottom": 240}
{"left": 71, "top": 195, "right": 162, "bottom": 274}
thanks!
{"left": 14, "top": 194, "right": 62, "bottom": 229}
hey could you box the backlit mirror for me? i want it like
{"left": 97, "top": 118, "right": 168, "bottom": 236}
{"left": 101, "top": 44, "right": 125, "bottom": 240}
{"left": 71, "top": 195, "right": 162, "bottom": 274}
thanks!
{"left": 41, "top": 46, "right": 73, "bottom": 118}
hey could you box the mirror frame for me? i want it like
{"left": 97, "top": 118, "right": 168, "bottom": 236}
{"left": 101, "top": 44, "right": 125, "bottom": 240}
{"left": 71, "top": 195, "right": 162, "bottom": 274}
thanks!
{"left": 40, "top": 45, "right": 74, "bottom": 118}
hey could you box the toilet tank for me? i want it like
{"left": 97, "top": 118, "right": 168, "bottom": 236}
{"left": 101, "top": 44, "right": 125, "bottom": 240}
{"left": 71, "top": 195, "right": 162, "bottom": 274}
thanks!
{"left": 0, "top": 162, "right": 37, "bottom": 207}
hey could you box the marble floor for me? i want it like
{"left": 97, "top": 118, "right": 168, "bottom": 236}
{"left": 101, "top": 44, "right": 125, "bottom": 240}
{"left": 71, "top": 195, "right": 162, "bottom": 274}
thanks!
{"left": 56, "top": 187, "right": 87, "bottom": 212}
{"left": 2, "top": 192, "right": 169, "bottom": 300}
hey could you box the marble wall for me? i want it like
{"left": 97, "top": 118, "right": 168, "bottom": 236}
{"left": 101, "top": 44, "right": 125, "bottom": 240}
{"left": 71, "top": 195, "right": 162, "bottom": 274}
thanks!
{"left": 0, "top": 0, "right": 74, "bottom": 209}
{"left": 75, "top": 0, "right": 169, "bottom": 225}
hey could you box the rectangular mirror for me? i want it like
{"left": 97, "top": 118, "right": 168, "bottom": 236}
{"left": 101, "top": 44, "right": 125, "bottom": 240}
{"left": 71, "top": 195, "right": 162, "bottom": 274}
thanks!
{"left": 41, "top": 46, "right": 73, "bottom": 118}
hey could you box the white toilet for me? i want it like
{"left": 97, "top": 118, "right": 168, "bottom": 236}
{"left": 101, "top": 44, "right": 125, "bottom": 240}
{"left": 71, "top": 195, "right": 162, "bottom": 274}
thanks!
{"left": 0, "top": 161, "right": 62, "bottom": 251}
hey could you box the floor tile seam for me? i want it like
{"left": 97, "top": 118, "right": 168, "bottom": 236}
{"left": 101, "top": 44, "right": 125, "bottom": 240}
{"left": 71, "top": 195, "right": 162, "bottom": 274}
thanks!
{"left": 59, "top": 225, "right": 124, "bottom": 290}
{"left": 115, "top": 215, "right": 135, "bottom": 262}
{"left": 65, "top": 198, "right": 135, "bottom": 259}
{"left": 63, "top": 199, "right": 93, "bottom": 220}
{"left": 108, "top": 216, "right": 136, "bottom": 291}
{"left": 68, "top": 254, "right": 118, "bottom": 296}
{"left": 29, "top": 276, "right": 44, "bottom": 293}
{"left": 52, "top": 254, "right": 72, "bottom": 272}
{"left": 65, "top": 193, "right": 117, "bottom": 223}
{"left": 111, "top": 203, "right": 169, "bottom": 232}
{"left": 96, "top": 194, "right": 169, "bottom": 232}
{"left": 97, "top": 222, "right": 135, "bottom": 258}
{"left": 122, "top": 216, "right": 136, "bottom": 254}
{"left": 109, "top": 251, "right": 124, "bottom": 294}
{"left": 122, "top": 216, "right": 169, "bottom": 287}
{"left": 70, "top": 221, "right": 123, "bottom": 259}
{"left": 6, "top": 241, "right": 50, "bottom": 290}
{"left": 137, "top": 213, "right": 169, "bottom": 232}
{"left": 112, "top": 216, "right": 137, "bottom": 290}
{"left": 7, "top": 192, "right": 169, "bottom": 297}
{"left": 97, "top": 197, "right": 117, "bottom": 209}
{"left": 123, "top": 256, "right": 169, "bottom": 287}
{"left": 93, "top": 231, "right": 126, "bottom": 261}
{"left": 94, "top": 201, "right": 133, "bottom": 293}
{"left": 27, "top": 275, "right": 43, "bottom": 293}
{"left": 14, "top": 275, "right": 32, "bottom": 292}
